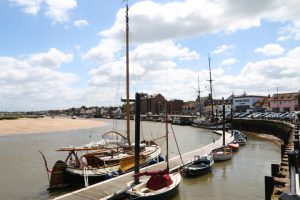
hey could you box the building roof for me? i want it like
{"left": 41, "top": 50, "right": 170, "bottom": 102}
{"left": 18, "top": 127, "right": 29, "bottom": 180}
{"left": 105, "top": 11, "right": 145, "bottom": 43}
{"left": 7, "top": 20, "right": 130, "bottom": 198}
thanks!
{"left": 233, "top": 95, "right": 267, "bottom": 99}
{"left": 271, "top": 92, "right": 300, "bottom": 101}
{"left": 253, "top": 97, "right": 271, "bottom": 107}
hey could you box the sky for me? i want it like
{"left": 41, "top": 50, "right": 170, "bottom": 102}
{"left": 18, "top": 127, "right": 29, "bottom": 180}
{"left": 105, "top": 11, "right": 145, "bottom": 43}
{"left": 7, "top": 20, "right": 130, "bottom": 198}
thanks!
{"left": 1, "top": 0, "right": 300, "bottom": 111}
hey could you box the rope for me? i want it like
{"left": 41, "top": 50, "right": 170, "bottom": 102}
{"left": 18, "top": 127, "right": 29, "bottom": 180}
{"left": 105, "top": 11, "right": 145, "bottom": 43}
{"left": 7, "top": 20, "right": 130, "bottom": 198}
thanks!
{"left": 83, "top": 167, "right": 89, "bottom": 187}
{"left": 170, "top": 124, "right": 184, "bottom": 166}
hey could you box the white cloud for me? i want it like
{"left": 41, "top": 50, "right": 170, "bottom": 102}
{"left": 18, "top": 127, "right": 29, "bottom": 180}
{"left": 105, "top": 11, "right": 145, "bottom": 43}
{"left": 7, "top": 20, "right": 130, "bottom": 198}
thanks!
{"left": 44, "top": 0, "right": 77, "bottom": 23}
{"left": 10, "top": 0, "right": 42, "bottom": 15}
{"left": 73, "top": 19, "right": 89, "bottom": 27}
{"left": 84, "top": 40, "right": 202, "bottom": 105}
{"left": 254, "top": 44, "right": 285, "bottom": 56}
{"left": 212, "top": 45, "right": 234, "bottom": 54}
{"left": 0, "top": 50, "right": 80, "bottom": 111}
{"left": 10, "top": 0, "right": 77, "bottom": 23}
{"left": 278, "top": 23, "right": 300, "bottom": 41}
{"left": 210, "top": 46, "right": 300, "bottom": 98}
{"left": 221, "top": 58, "right": 237, "bottom": 66}
{"left": 28, "top": 48, "right": 73, "bottom": 68}
{"left": 83, "top": 39, "right": 122, "bottom": 63}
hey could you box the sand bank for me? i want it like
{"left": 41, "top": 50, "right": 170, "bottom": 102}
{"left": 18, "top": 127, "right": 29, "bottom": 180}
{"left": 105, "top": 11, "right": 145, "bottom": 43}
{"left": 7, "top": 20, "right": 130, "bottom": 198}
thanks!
{"left": 243, "top": 131, "right": 283, "bottom": 146}
{"left": 0, "top": 117, "right": 106, "bottom": 136}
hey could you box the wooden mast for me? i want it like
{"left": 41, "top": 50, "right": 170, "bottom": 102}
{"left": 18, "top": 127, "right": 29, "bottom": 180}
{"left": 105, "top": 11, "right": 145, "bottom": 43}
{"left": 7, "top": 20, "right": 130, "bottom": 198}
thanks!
{"left": 166, "top": 111, "right": 169, "bottom": 171}
{"left": 197, "top": 74, "right": 202, "bottom": 117}
{"left": 208, "top": 55, "right": 214, "bottom": 121}
{"left": 125, "top": 0, "right": 131, "bottom": 145}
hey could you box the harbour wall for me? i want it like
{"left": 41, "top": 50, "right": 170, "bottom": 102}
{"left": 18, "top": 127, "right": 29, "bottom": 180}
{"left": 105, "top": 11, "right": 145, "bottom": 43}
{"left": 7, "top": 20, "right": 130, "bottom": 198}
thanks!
{"left": 232, "top": 119, "right": 300, "bottom": 199}
{"left": 232, "top": 119, "right": 294, "bottom": 144}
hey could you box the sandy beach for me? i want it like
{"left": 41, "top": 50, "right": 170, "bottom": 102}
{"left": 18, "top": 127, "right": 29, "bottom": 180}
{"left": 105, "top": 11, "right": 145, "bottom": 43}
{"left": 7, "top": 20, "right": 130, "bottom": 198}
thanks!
{"left": 0, "top": 117, "right": 106, "bottom": 136}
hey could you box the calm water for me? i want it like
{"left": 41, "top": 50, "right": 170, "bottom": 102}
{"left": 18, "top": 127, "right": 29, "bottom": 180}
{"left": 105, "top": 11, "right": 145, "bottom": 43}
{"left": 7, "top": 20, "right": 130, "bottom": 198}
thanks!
{"left": 0, "top": 119, "right": 280, "bottom": 200}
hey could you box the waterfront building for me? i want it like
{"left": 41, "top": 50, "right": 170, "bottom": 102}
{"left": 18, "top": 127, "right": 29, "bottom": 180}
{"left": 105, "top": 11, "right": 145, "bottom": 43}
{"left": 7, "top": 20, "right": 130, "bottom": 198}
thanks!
{"left": 270, "top": 92, "right": 300, "bottom": 112}
{"left": 195, "top": 96, "right": 208, "bottom": 115}
{"left": 232, "top": 93, "right": 266, "bottom": 112}
{"left": 203, "top": 98, "right": 232, "bottom": 116}
{"left": 182, "top": 101, "right": 196, "bottom": 114}
{"left": 140, "top": 93, "right": 168, "bottom": 114}
{"left": 169, "top": 99, "right": 184, "bottom": 114}
{"left": 253, "top": 96, "right": 271, "bottom": 112}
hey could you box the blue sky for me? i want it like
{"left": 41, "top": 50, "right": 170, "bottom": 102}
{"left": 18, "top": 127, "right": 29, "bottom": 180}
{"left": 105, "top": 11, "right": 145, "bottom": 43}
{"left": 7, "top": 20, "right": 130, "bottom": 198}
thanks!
{"left": 1, "top": 0, "right": 300, "bottom": 111}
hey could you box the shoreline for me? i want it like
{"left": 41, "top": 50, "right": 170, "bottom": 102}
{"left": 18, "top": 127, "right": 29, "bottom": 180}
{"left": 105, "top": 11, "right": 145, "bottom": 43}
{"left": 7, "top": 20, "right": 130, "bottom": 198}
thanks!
{"left": 243, "top": 131, "right": 283, "bottom": 146}
{"left": 0, "top": 117, "right": 107, "bottom": 136}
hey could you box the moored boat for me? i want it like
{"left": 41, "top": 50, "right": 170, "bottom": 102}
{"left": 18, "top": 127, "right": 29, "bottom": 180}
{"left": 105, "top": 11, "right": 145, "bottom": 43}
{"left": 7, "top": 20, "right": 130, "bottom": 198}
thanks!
{"left": 210, "top": 147, "right": 232, "bottom": 161}
{"left": 182, "top": 155, "right": 214, "bottom": 177}
{"left": 126, "top": 93, "right": 181, "bottom": 199}
{"left": 227, "top": 142, "right": 239, "bottom": 152}
{"left": 126, "top": 169, "right": 181, "bottom": 200}
{"left": 45, "top": 132, "right": 162, "bottom": 189}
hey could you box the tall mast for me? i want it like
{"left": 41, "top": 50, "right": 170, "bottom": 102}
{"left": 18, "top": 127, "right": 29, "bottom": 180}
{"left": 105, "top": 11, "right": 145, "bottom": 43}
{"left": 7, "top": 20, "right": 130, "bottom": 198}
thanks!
{"left": 197, "top": 74, "right": 202, "bottom": 117}
{"left": 165, "top": 111, "right": 169, "bottom": 171}
{"left": 125, "top": 0, "right": 131, "bottom": 145}
{"left": 208, "top": 55, "right": 214, "bottom": 120}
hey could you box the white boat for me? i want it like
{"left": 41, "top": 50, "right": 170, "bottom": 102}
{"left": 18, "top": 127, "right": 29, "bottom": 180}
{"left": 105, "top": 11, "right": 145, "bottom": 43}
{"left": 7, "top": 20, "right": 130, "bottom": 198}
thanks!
{"left": 126, "top": 92, "right": 181, "bottom": 199}
{"left": 210, "top": 146, "right": 232, "bottom": 161}
{"left": 126, "top": 170, "right": 181, "bottom": 200}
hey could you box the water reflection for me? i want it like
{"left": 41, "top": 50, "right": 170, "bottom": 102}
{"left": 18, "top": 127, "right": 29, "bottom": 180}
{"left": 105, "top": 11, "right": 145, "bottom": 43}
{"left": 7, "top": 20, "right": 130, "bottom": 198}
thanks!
{"left": 0, "top": 119, "right": 280, "bottom": 200}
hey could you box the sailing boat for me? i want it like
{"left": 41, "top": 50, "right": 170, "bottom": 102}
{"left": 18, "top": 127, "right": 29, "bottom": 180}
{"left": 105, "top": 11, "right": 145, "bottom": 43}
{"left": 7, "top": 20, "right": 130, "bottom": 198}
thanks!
{"left": 209, "top": 104, "right": 233, "bottom": 161}
{"left": 193, "top": 56, "right": 226, "bottom": 130}
{"left": 42, "top": 1, "right": 162, "bottom": 189}
{"left": 125, "top": 93, "right": 181, "bottom": 199}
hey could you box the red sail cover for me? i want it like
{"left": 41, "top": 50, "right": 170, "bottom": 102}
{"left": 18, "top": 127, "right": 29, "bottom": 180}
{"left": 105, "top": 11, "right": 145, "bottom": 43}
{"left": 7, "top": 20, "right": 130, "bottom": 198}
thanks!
{"left": 134, "top": 169, "right": 173, "bottom": 191}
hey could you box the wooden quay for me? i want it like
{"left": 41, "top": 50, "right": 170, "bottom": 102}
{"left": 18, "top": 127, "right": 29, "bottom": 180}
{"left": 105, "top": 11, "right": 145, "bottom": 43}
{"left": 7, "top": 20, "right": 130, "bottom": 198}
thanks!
{"left": 55, "top": 131, "right": 234, "bottom": 200}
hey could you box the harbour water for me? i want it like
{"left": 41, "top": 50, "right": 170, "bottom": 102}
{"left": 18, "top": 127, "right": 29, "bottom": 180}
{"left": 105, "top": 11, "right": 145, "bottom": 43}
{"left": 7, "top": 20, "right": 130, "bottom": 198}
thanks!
{"left": 0, "top": 119, "right": 280, "bottom": 200}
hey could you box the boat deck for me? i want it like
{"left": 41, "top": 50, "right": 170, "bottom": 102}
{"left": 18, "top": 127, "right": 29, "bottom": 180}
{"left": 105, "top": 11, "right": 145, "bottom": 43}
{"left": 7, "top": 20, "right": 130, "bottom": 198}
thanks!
{"left": 54, "top": 131, "right": 234, "bottom": 200}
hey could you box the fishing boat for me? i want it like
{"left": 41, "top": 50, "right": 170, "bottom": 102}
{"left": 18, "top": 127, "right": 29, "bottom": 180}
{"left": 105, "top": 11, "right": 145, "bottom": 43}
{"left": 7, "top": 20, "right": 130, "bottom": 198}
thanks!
{"left": 181, "top": 155, "right": 214, "bottom": 177}
{"left": 41, "top": 2, "right": 162, "bottom": 189}
{"left": 125, "top": 93, "right": 181, "bottom": 199}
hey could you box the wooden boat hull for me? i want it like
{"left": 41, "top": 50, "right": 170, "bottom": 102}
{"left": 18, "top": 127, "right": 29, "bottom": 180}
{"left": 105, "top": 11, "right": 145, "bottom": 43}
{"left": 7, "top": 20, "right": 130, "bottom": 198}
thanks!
{"left": 64, "top": 169, "right": 111, "bottom": 186}
{"left": 212, "top": 152, "right": 232, "bottom": 161}
{"left": 210, "top": 147, "right": 233, "bottom": 162}
{"left": 182, "top": 165, "right": 212, "bottom": 177}
{"left": 182, "top": 155, "right": 214, "bottom": 177}
{"left": 49, "top": 152, "right": 162, "bottom": 188}
{"left": 49, "top": 160, "right": 68, "bottom": 189}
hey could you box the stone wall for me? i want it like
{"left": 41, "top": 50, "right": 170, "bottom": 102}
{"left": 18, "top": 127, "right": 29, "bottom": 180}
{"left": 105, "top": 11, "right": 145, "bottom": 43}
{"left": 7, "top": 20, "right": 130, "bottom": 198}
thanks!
{"left": 232, "top": 119, "right": 293, "bottom": 144}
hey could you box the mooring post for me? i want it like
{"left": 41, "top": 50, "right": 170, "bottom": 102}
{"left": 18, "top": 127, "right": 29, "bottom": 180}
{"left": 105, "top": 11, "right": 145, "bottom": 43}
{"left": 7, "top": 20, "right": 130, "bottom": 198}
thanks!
{"left": 281, "top": 144, "right": 286, "bottom": 159}
{"left": 278, "top": 192, "right": 300, "bottom": 200}
{"left": 265, "top": 176, "right": 274, "bottom": 200}
{"left": 288, "top": 151, "right": 298, "bottom": 194}
{"left": 271, "top": 164, "right": 279, "bottom": 177}
{"left": 134, "top": 93, "right": 141, "bottom": 185}
{"left": 294, "top": 140, "right": 299, "bottom": 153}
